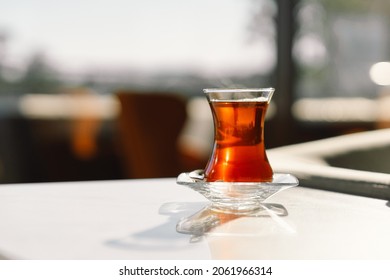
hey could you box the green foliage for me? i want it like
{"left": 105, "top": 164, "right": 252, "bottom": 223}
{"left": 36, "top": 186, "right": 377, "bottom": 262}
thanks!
{"left": 323, "top": 0, "right": 390, "bottom": 14}
{"left": 16, "top": 52, "right": 62, "bottom": 94}
{"left": 0, "top": 52, "right": 63, "bottom": 95}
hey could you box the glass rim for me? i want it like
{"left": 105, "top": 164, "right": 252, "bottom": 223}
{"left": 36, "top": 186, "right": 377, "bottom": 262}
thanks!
{"left": 203, "top": 88, "right": 274, "bottom": 94}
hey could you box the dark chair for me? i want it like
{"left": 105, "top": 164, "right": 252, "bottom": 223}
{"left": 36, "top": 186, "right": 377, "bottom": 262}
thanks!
{"left": 116, "top": 91, "right": 188, "bottom": 178}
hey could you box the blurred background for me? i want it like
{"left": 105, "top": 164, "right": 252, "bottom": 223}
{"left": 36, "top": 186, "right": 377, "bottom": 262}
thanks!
{"left": 0, "top": 0, "right": 389, "bottom": 183}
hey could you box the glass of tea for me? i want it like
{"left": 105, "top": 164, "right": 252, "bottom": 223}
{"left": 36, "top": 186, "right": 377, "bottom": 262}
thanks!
{"left": 203, "top": 88, "right": 274, "bottom": 183}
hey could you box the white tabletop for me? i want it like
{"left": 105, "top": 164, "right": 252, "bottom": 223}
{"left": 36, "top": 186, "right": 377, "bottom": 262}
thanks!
{"left": 0, "top": 178, "right": 389, "bottom": 260}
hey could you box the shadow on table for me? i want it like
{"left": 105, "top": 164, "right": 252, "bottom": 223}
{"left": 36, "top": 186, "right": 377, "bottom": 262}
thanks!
{"left": 104, "top": 202, "right": 207, "bottom": 251}
{"left": 105, "top": 201, "right": 293, "bottom": 255}
{"left": 104, "top": 201, "right": 296, "bottom": 260}
{"left": 175, "top": 203, "right": 289, "bottom": 241}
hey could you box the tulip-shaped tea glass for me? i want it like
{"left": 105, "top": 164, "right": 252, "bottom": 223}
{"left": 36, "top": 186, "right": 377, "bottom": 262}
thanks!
{"left": 176, "top": 88, "right": 298, "bottom": 234}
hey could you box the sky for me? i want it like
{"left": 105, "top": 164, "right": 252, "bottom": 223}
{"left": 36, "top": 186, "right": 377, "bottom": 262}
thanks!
{"left": 0, "top": 0, "right": 275, "bottom": 77}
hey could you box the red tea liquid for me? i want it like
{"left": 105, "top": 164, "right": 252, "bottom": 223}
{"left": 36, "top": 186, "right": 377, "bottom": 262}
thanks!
{"left": 204, "top": 100, "right": 273, "bottom": 182}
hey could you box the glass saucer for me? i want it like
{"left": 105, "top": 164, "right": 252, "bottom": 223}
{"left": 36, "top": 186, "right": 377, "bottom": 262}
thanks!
{"left": 176, "top": 170, "right": 298, "bottom": 214}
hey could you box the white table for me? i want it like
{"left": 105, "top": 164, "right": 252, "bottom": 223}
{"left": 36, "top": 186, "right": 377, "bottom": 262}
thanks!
{"left": 0, "top": 178, "right": 389, "bottom": 259}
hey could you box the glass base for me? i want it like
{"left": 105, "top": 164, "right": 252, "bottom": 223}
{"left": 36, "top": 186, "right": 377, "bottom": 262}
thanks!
{"left": 177, "top": 170, "right": 298, "bottom": 213}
